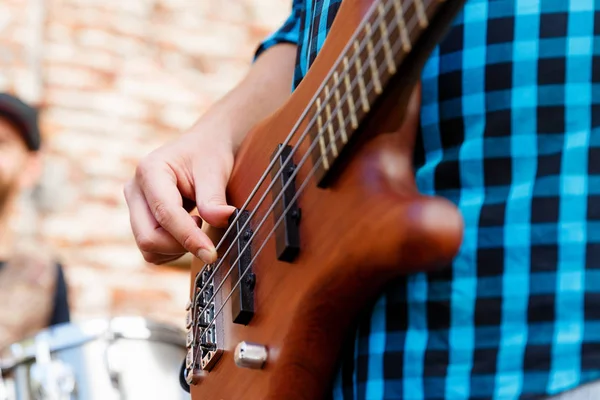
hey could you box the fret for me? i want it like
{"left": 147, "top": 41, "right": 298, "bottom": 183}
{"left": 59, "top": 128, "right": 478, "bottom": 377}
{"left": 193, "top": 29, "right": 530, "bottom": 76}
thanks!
{"left": 393, "top": 0, "right": 412, "bottom": 52}
{"left": 341, "top": 59, "right": 359, "bottom": 129}
{"left": 378, "top": 3, "right": 397, "bottom": 74}
{"left": 414, "top": 0, "right": 429, "bottom": 28}
{"left": 365, "top": 22, "right": 382, "bottom": 94}
{"left": 308, "top": 0, "right": 464, "bottom": 189}
{"left": 333, "top": 71, "right": 349, "bottom": 143}
{"left": 315, "top": 98, "right": 330, "bottom": 170}
{"left": 352, "top": 41, "right": 370, "bottom": 112}
{"left": 324, "top": 85, "right": 338, "bottom": 157}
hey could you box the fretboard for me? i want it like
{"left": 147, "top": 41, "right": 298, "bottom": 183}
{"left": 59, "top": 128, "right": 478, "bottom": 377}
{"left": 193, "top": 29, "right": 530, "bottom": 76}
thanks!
{"left": 306, "top": 0, "right": 463, "bottom": 186}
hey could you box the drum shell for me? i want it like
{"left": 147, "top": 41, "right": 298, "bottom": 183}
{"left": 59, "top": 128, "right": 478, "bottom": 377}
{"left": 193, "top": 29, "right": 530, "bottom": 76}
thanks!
{"left": 0, "top": 317, "right": 189, "bottom": 400}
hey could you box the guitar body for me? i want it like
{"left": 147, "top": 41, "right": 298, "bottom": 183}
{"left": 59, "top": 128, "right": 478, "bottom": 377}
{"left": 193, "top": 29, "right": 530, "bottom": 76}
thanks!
{"left": 188, "top": 0, "right": 465, "bottom": 398}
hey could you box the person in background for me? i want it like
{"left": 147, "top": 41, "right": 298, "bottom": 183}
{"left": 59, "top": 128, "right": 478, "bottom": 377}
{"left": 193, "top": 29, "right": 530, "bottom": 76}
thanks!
{"left": 0, "top": 92, "right": 70, "bottom": 349}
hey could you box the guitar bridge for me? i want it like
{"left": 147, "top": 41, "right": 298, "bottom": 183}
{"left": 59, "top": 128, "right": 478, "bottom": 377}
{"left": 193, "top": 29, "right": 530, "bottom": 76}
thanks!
{"left": 184, "top": 264, "right": 225, "bottom": 385}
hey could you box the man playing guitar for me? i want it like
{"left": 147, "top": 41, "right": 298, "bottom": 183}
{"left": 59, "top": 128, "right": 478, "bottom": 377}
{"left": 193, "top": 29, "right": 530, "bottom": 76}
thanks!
{"left": 124, "top": 0, "right": 600, "bottom": 398}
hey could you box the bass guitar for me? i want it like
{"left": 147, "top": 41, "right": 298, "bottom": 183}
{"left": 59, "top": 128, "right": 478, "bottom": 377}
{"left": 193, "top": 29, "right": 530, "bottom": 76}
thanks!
{"left": 183, "top": 0, "right": 466, "bottom": 398}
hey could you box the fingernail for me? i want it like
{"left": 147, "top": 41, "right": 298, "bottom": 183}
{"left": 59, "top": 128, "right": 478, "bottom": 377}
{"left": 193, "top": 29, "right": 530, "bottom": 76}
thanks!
{"left": 197, "top": 248, "right": 217, "bottom": 264}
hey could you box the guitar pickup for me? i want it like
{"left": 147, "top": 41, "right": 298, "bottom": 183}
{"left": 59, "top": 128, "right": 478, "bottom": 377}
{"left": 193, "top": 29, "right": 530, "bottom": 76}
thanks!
{"left": 270, "top": 144, "right": 301, "bottom": 262}
{"left": 228, "top": 209, "right": 255, "bottom": 325}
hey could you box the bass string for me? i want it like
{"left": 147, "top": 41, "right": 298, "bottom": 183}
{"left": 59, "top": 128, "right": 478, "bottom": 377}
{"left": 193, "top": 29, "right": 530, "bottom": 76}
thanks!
{"left": 190, "top": 0, "right": 403, "bottom": 299}
{"left": 192, "top": 0, "right": 429, "bottom": 363}
{"left": 192, "top": 0, "right": 429, "bottom": 356}
{"left": 192, "top": 0, "right": 389, "bottom": 274}
{"left": 190, "top": 0, "right": 414, "bottom": 337}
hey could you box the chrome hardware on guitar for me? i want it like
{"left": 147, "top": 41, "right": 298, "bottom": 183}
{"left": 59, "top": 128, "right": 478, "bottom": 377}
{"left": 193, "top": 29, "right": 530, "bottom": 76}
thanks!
{"left": 181, "top": 264, "right": 225, "bottom": 388}
{"left": 0, "top": 317, "right": 189, "bottom": 400}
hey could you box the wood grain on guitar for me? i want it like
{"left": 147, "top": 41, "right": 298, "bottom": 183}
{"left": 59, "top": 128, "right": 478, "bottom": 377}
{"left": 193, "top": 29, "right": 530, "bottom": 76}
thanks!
{"left": 185, "top": 0, "right": 467, "bottom": 398}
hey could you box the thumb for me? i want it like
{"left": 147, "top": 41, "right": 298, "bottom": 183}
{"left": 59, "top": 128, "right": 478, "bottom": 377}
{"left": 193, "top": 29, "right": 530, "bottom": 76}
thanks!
{"left": 194, "top": 164, "right": 236, "bottom": 228}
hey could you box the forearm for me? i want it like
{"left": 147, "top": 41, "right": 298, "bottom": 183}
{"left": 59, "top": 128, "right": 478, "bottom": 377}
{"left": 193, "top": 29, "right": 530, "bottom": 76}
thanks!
{"left": 190, "top": 44, "right": 297, "bottom": 151}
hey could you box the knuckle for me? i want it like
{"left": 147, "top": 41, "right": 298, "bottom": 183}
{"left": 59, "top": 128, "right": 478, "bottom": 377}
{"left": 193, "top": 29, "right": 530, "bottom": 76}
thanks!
{"left": 195, "top": 201, "right": 209, "bottom": 215}
{"left": 152, "top": 202, "right": 172, "bottom": 227}
{"left": 143, "top": 254, "right": 163, "bottom": 265}
{"left": 141, "top": 251, "right": 157, "bottom": 264}
{"left": 136, "top": 234, "right": 157, "bottom": 253}
{"left": 206, "top": 193, "right": 225, "bottom": 204}
{"left": 134, "top": 157, "right": 155, "bottom": 183}
{"left": 181, "top": 230, "right": 198, "bottom": 253}
{"left": 196, "top": 195, "right": 222, "bottom": 213}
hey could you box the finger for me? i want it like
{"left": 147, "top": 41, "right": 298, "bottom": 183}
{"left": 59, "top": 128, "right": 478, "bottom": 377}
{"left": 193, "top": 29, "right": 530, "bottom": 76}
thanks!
{"left": 124, "top": 181, "right": 189, "bottom": 259}
{"left": 143, "top": 217, "right": 203, "bottom": 264}
{"left": 140, "top": 251, "right": 186, "bottom": 265}
{"left": 194, "top": 163, "right": 236, "bottom": 228}
{"left": 135, "top": 164, "right": 218, "bottom": 264}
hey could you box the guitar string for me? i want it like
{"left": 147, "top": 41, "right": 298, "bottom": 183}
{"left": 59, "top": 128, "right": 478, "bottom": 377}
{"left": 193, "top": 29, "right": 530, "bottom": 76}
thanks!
{"left": 189, "top": 0, "right": 405, "bottom": 310}
{"left": 192, "top": 12, "right": 421, "bottom": 362}
{"left": 191, "top": 0, "right": 394, "bottom": 291}
{"left": 191, "top": 0, "right": 431, "bottom": 365}
{"left": 189, "top": 0, "right": 414, "bottom": 344}
{"left": 191, "top": 0, "right": 430, "bottom": 361}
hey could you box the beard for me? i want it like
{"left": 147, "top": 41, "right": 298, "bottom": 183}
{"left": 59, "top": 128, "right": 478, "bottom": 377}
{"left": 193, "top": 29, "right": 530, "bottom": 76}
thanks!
{"left": 0, "top": 173, "right": 18, "bottom": 216}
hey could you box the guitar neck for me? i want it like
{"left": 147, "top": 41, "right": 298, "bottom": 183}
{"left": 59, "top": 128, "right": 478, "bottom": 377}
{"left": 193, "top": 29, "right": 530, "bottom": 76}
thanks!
{"left": 307, "top": 0, "right": 466, "bottom": 187}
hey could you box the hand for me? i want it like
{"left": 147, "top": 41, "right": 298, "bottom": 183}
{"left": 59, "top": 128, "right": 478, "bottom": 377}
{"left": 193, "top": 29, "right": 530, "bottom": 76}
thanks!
{"left": 123, "top": 45, "right": 297, "bottom": 266}
{"left": 123, "top": 126, "right": 236, "bottom": 265}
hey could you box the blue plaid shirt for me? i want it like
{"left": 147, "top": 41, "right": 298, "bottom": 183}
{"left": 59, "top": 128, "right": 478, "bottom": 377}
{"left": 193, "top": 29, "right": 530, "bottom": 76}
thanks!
{"left": 255, "top": 0, "right": 600, "bottom": 398}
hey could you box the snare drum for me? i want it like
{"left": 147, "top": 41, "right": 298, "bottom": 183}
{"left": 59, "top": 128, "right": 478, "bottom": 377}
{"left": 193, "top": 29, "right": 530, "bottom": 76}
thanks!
{"left": 0, "top": 316, "right": 189, "bottom": 400}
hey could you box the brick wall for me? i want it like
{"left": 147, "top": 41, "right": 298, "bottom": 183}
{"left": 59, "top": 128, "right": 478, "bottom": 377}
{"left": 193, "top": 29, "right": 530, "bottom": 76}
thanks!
{"left": 0, "top": 0, "right": 288, "bottom": 329}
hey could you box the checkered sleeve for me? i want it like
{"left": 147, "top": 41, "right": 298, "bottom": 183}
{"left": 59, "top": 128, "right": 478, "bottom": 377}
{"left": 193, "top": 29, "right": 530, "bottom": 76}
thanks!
{"left": 253, "top": 0, "right": 304, "bottom": 61}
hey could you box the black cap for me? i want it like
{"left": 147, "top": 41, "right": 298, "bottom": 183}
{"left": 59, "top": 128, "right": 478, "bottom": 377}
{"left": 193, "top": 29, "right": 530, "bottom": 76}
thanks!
{"left": 0, "top": 93, "right": 41, "bottom": 151}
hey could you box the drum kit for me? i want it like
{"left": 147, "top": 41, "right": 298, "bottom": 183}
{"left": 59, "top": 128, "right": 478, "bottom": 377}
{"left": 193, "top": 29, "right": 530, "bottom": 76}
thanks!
{"left": 0, "top": 316, "right": 189, "bottom": 400}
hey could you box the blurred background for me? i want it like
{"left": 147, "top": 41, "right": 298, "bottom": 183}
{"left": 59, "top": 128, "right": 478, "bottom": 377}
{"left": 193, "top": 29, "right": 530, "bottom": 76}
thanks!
{"left": 1, "top": 0, "right": 287, "bottom": 328}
